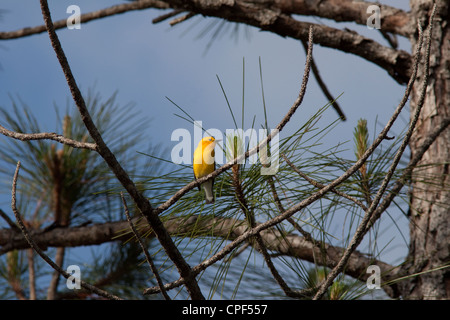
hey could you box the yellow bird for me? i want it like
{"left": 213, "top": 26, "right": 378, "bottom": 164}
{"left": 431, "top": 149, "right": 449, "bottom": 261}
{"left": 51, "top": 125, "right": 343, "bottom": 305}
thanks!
{"left": 193, "top": 136, "right": 219, "bottom": 204}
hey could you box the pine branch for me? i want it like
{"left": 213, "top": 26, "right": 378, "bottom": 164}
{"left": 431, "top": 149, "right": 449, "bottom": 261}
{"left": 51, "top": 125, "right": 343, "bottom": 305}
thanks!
{"left": 120, "top": 193, "right": 170, "bottom": 300}
{"left": 281, "top": 154, "right": 368, "bottom": 211}
{"left": 313, "top": 6, "right": 436, "bottom": 299}
{"left": 0, "top": 0, "right": 169, "bottom": 40}
{"left": 11, "top": 161, "right": 122, "bottom": 300}
{"left": 38, "top": 0, "right": 204, "bottom": 300}
{"left": 231, "top": 162, "right": 303, "bottom": 298}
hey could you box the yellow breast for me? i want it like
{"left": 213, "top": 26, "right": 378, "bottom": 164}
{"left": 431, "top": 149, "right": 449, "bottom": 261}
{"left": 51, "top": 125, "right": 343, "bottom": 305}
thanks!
{"left": 193, "top": 137, "right": 216, "bottom": 179}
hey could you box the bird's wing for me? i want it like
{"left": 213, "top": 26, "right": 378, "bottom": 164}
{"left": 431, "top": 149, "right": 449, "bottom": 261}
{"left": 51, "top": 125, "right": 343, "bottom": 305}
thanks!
{"left": 194, "top": 172, "right": 201, "bottom": 191}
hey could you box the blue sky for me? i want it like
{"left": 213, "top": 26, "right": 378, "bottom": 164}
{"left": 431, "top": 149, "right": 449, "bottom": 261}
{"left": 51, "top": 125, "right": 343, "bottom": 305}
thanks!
{"left": 1, "top": 1, "right": 413, "bottom": 297}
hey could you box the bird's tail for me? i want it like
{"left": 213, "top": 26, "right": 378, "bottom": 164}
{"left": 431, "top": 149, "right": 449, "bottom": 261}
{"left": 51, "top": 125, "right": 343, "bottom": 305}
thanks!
{"left": 202, "top": 179, "right": 215, "bottom": 204}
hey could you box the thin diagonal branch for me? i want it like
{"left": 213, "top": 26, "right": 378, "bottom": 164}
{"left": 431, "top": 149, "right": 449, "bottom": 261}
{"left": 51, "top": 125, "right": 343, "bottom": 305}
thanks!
{"left": 120, "top": 193, "right": 170, "bottom": 300}
{"left": 300, "top": 40, "right": 346, "bottom": 121}
{"left": 11, "top": 161, "right": 122, "bottom": 300}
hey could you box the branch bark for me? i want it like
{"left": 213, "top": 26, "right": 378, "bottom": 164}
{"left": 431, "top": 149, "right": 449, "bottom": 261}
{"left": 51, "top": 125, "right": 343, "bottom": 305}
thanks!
{"left": 0, "top": 0, "right": 169, "bottom": 40}
{"left": 273, "top": 0, "right": 412, "bottom": 37}
{"left": 157, "top": 0, "right": 412, "bottom": 83}
{"left": 0, "top": 213, "right": 398, "bottom": 292}
{"left": 0, "top": 125, "right": 97, "bottom": 151}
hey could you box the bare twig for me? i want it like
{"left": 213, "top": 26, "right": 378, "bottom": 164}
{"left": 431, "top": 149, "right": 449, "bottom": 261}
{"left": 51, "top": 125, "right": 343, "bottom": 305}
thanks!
{"left": 0, "top": 0, "right": 169, "bottom": 40}
{"left": 0, "top": 125, "right": 97, "bottom": 151}
{"left": 120, "top": 193, "right": 170, "bottom": 300}
{"left": 152, "top": 9, "right": 184, "bottom": 24}
{"left": 300, "top": 40, "right": 346, "bottom": 121}
{"left": 276, "top": 28, "right": 314, "bottom": 131}
{"left": 11, "top": 161, "right": 122, "bottom": 300}
{"left": 169, "top": 12, "right": 197, "bottom": 26}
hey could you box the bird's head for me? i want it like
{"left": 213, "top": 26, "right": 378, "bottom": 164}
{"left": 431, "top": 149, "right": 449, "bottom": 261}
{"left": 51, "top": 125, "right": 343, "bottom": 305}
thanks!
{"left": 201, "top": 136, "right": 221, "bottom": 147}
{"left": 199, "top": 136, "right": 221, "bottom": 159}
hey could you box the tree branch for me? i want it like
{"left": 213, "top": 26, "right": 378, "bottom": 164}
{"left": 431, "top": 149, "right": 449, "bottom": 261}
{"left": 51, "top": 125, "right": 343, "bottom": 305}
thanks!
{"left": 141, "top": 214, "right": 399, "bottom": 296}
{"left": 1, "top": 0, "right": 413, "bottom": 84}
{"left": 159, "top": 0, "right": 412, "bottom": 84}
{"left": 10, "top": 161, "right": 122, "bottom": 300}
{"left": 38, "top": 0, "right": 204, "bottom": 300}
{"left": 0, "top": 125, "right": 98, "bottom": 151}
{"left": 300, "top": 39, "right": 346, "bottom": 121}
{"left": 274, "top": 0, "right": 412, "bottom": 37}
{"left": 0, "top": 0, "right": 169, "bottom": 40}
{"left": 0, "top": 212, "right": 399, "bottom": 295}
{"left": 120, "top": 193, "right": 170, "bottom": 300}
{"left": 313, "top": 7, "right": 435, "bottom": 299}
